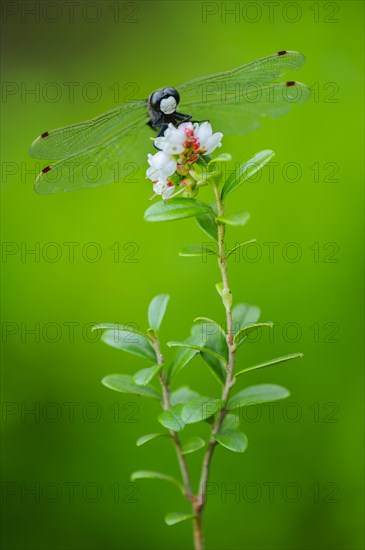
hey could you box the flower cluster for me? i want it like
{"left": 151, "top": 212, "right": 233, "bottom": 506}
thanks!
{"left": 146, "top": 122, "right": 223, "bottom": 199}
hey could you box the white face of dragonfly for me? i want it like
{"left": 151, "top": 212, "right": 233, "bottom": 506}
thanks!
{"left": 160, "top": 96, "right": 177, "bottom": 115}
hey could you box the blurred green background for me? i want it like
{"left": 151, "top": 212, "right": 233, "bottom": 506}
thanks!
{"left": 1, "top": 1, "right": 364, "bottom": 549}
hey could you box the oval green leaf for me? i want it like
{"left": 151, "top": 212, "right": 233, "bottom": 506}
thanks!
{"left": 136, "top": 433, "right": 170, "bottom": 447}
{"left": 193, "top": 317, "right": 225, "bottom": 336}
{"left": 227, "top": 239, "right": 257, "bottom": 259}
{"left": 131, "top": 471, "right": 184, "bottom": 494}
{"left": 133, "top": 364, "right": 163, "bottom": 386}
{"left": 181, "top": 396, "right": 224, "bottom": 424}
{"left": 228, "top": 384, "right": 290, "bottom": 410}
{"left": 214, "top": 429, "right": 248, "bottom": 453}
{"left": 195, "top": 212, "right": 218, "bottom": 241}
{"left": 101, "top": 329, "right": 156, "bottom": 361}
{"left": 221, "top": 150, "right": 275, "bottom": 199}
{"left": 208, "top": 153, "right": 232, "bottom": 165}
{"left": 181, "top": 437, "right": 205, "bottom": 455}
{"left": 231, "top": 303, "right": 261, "bottom": 335}
{"left": 216, "top": 211, "right": 250, "bottom": 226}
{"left": 92, "top": 323, "right": 144, "bottom": 335}
{"left": 220, "top": 413, "right": 240, "bottom": 431}
{"left": 191, "top": 321, "right": 228, "bottom": 384}
{"left": 235, "top": 353, "right": 303, "bottom": 377}
{"left": 148, "top": 294, "right": 170, "bottom": 333}
{"left": 168, "top": 334, "right": 204, "bottom": 381}
{"left": 158, "top": 404, "right": 186, "bottom": 431}
{"left": 102, "top": 374, "right": 160, "bottom": 399}
{"left": 234, "top": 322, "right": 273, "bottom": 346}
{"left": 144, "top": 199, "right": 212, "bottom": 222}
{"left": 170, "top": 386, "right": 201, "bottom": 406}
{"left": 167, "top": 341, "right": 227, "bottom": 364}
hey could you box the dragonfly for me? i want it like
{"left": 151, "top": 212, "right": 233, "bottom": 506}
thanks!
{"left": 29, "top": 50, "right": 310, "bottom": 194}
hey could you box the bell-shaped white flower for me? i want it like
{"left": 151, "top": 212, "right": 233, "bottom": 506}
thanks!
{"left": 153, "top": 178, "right": 176, "bottom": 200}
{"left": 146, "top": 151, "right": 176, "bottom": 181}
{"left": 194, "top": 122, "right": 223, "bottom": 155}
{"left": 155, "top": 123, "right": 186, "bottom": 155}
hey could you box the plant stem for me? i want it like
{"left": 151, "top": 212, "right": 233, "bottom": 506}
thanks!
{"left": 192, "top": 510, "right": 204, "bottom": 550}
{"left": 152, "top": 338, "right": 193, "bottom": 501}
{"left": 152, "top": 183, "right": 238, "bottom": 550}
{"left": 196, "top": 184, "right": 237, "bottom": 541}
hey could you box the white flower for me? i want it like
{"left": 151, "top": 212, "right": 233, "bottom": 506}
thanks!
{"left": 153, "top": 121, "right": 223, "bottom": 158}
{"left": 155, "top": 123, "right": 185, "bottom": 155}
{"left": 194, "top": 121, "right": 223, "bottom": 155}
{"left": 146, "top": 121, "right": 224, "bottom": 199}
{"left": 178, "top": 121, "right": 194, "bottom": 133}
{"left": 146, "top": 150, "right": 176, "bottom": 181}
{"left": 153, "top": 178, "right": 175, "bottom": 200}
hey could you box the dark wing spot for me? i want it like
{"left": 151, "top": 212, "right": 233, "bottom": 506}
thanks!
{"left": 41, "top": 131, "right": 49, "bottom": 138}
{"left": 278, "top": 50, "right": 287, "bottom": 56}
{"left": 285, "top": 81, "right": 296, "bottom": 87}
{"left": 42, "top": 166, "right": 51, "bottom": 174}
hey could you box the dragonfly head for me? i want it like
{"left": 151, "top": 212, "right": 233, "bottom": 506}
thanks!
{"left": 148, "top": 87, "right": 180, "bottom": 115}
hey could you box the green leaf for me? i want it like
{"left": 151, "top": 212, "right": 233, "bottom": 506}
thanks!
{"left": 216, "top": 211, "right": 250, "bottom": 226}
{"left": 158, "top": 404, "right": 185, "bottom": 431}
{"left": 92, "top": 323, "right": 144, "bottom": 335}
{"left": 214, "top": 430, "right": 248, "bottom": 453}
{"left": 136, "top": 433, "right": 170, "bottom": 447}
{"left": 102, "top": 374, "right": 160, "bottom": 399}
{"left": 181, "top": 437, "right": 205, "bottom": 455}
{"left": 208, "top": 153, "right": 232, "bottom": 165}
{"left": 131, "top": 471, "right": 184, "bottom": 494}
{"left": 221, "top": 150, "right": 275, "bottom": 199}
{"left": 144, "top": 199, "right": 212, "bottom": 222}
{"left": 167, "top": 341, "right": 227, "bottom": 364}
{"left": 133, "top": 364, "right": 163, "bottom": 386}
{"left": 234, "top": 322, "right": 273, "bottom": 345}
{"left": 235, "top": 353, "right": 303, "bottom": 377}
{"left": 181, "top": 396, "right": 224, "bottom": 424}
{"left": 192, "top": 322, "right": 227, "bottom": 384}
{"left": 170, "top": 386, "right": 201, "bottom": 406}
{"left": 228, "top": 384, "right": 290, "bottom": 410}
{"left": 195, "top": 212, "right": 218, "bottom": 241}
{"left": 179, "top": 245, "right": 218, "bottom": 257}
{"left": 220, "top": 413, "right": 240, "bottom": 431}
{"left": 227, "top": 239, "right": 257, "bottom": 259}
{"left": 194, "top": 317, "right": 225, "bottom": 335}
{"left": 168, "top": 334, "right": 204, "bottom": 380}
{"left": 101, "top": 329, "right": 156, "bottom": 361}
{"left": 215, "top": 282, "right": 224, "bottom": 297}
{"left": 165, "top": 513, "right": 196, "bottom": 526}
{"left": 148, "top": 294, "right": 170, "bottom": 333}
{"left": 231, "top": 303, "right": 261, "bottom": 336}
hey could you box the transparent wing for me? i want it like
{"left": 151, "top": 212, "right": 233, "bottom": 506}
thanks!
{"left": 177, "top": 51, "right": 310, "bottom": 135}
{"left": 178, "top": 51, "right": 306, "bottom": 101}
{"left": 181, "top": 81, "right": 311, "bottom": 135}
{"left": 34, "top": 120, "right": 154, "bottom": 194}
{"left": 29, "top": 100, "right": 147, "bottom": 159}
